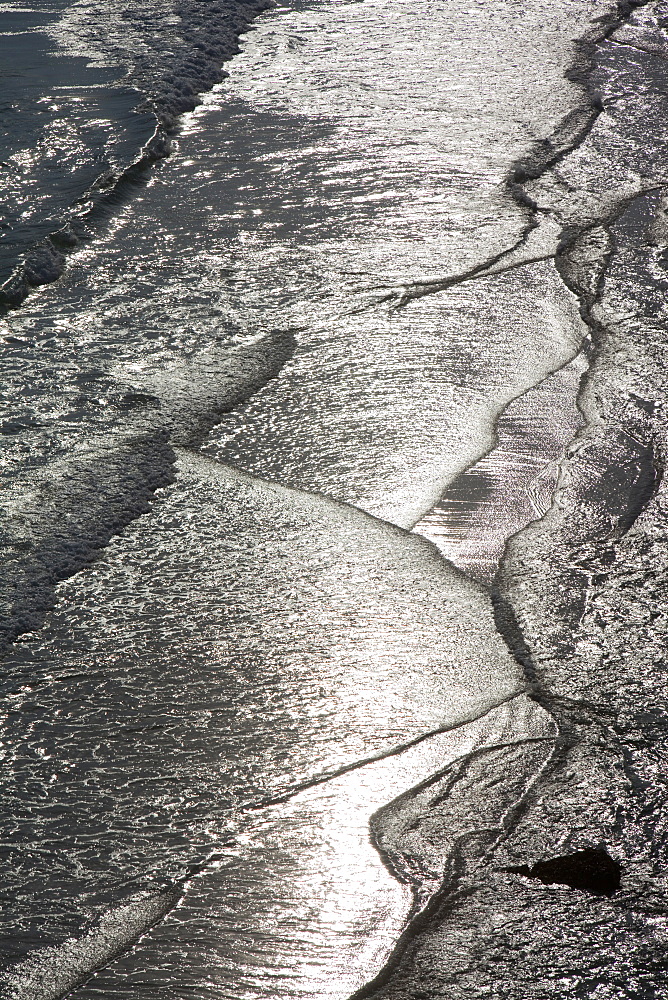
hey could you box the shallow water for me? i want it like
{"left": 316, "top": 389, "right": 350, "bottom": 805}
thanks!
{"left": 70, "top": 697, "right": 553, "bottom": 1000}
{"left": 0, "top": 0, "right": 631, "bottom": 995}
{"left": 414, "top": 351, "right": 588, "bottom": 584}
{"left": 0, "top": 453, "right": 523, "bottom": 963}
{"left": 4, "top": 0, "right": 594, "bottom": 517}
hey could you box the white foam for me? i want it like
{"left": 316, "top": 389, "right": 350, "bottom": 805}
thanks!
{"left": 0, "top": 889, "right": 180, "bottom": 1000}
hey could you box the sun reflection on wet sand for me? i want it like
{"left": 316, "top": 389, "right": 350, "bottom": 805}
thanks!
{"left": 414, "top": 352, "right": 587, "bottom": 584}
{"left": 72, "top": 697, "right": 553, "bottom": 999}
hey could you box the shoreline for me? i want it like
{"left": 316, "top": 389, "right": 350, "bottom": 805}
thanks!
{"left": 1, "top": 1, "right": 665, "bottom": 996}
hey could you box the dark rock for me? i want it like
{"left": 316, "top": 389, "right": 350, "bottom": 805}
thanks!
{"left": 509, "top": 847, "right": 621, "bottom": 896}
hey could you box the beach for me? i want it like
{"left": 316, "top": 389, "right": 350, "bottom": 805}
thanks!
{"left": 2, "top": 1, "right": 668, "bottom": 996}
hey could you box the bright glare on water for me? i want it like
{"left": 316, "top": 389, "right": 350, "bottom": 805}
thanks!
{"left": 0, "top": 0, "right": 617, "bottom": 996}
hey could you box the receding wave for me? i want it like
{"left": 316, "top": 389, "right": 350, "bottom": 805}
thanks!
{"left": 0, "top": 889, "right": 181, "bottom": 1000}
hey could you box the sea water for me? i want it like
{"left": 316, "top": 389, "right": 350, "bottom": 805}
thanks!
{"left": 0, "top": 0, "right": 646, "bottom": 996}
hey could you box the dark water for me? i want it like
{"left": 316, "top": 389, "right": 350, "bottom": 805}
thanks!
{"left": 2, "top": 0, "right": 668, "bottom": 997}
{"left": 0, "top": 0, "right": 155, "bottom": 284}
{"left": 0, "top": 0, "right": 267, "bottom": 298}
